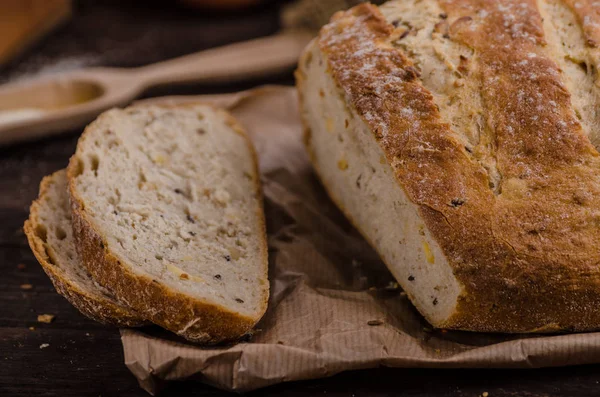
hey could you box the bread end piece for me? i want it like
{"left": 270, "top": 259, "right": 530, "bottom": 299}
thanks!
{"left": 24, "top": 170, "right": 147, "bottom": 327}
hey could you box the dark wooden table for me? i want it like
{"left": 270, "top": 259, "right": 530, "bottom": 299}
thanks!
{"left": 1, "top": 1, "right": 599, "bottom": 396}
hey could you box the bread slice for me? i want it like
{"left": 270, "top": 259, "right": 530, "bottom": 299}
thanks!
{"left": 67, "top": 104, "right": 269, "bottom": 343}
{"left": 297, "top": 1, "right": 600, "bottom": 332}
{"left": 24, "top": 170, "right": 147, "bottom": 327}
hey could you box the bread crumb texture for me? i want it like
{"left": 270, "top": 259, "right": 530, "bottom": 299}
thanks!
{"left": 68, "top": 104, "right": 268, "bottom": 342}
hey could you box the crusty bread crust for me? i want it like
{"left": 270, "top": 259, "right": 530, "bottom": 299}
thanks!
{"left": 67, "top": 105, "right": 269, "bottom": 344}
{"left": 299, "top": 1, "right": 600, "bottom": 332}
{"left": 24, "top": 171, "right": 147, "bottom": 327}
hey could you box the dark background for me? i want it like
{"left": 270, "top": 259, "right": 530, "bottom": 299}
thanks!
{"left": 1, "top": 1, "right": 599, "bottom": 396}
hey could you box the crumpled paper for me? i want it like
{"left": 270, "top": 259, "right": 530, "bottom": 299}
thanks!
{"left": 122, "top": 86, "right": 600, "bottom": 395}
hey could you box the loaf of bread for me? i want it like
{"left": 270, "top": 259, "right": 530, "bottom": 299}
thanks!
{"left": 24, "top": 170, "right": 146, "bottom": 326}
{"left": 67, "top": 104, "right": 269, "bottom": 343}
{"left": 297, "top": 0, "right": 600, "bottom": 332}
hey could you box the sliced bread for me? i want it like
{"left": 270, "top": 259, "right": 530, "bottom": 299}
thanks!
{"left": 67, "top": 104, "right": 269, "bottom": 343}
{"left": 24, "top": 170, "right": 147, "bottom": 326}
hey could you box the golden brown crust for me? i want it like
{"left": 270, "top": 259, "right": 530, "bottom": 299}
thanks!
{"left": 67, "top": 105, "right": 269, "bottom": 344}
{"left": 24, "top": 171, "right": 147, "bottom": 327}
{"left": 310, "top": 1, "right": 600, "bottom": 332}
{"left": 563, "top": 0, "right": 600, "bottom": 47}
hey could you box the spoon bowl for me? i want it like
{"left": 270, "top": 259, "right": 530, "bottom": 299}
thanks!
{"left": 0, "top": 77, "right": 104, "bottom": 111}
{"left": 0, "top": 30, "right": 312, "bottom": 146}
{"left": 0, "top": 67, "right": 143, "bottom": 144}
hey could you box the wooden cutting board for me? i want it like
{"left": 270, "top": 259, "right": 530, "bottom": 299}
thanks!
{"left": 0, "top": 0, "right": 72, "bottom": 66}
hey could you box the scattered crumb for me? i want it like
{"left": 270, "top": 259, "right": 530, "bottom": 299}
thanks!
{"left": 20, "top": 284, "right": 32, "bottom": 290}
{"left": 367, "top": 320, "right": 383, "bottom": 326}
{"left": 39, "top": 343, "right": 50, "bottom": 349}
{"left": 482, "top": 393, "right": 489, "bottom": 397}
{"left": 37, "top": 314, "right": 55, "bottom": 324}
{"left": 28, "top": 326, "right": 35, "bottom": 331}
{"left": 434, "top": 349, "right": 441, "bottom": 354}
{"left": 238, "top": 330, "right": 255, "bottom": 342}
{"left": 85, "top": 333, "right": 90, "bottom": 336}
{"left": 17, "top": 263, "right": 26, "bottom": 270}
{"left": 440, "top": 329, "right": 448, "bottom": 334}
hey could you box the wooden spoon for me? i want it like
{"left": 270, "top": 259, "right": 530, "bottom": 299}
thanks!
{"left": 0, "top": 30, "right": 312, "bottom": 146}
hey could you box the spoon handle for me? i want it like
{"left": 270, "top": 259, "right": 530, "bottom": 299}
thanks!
{"left": 136, "top": 30, "right": 312, "bottom": 88}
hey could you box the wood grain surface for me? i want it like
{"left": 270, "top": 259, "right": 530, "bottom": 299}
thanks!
{"left": 1, "top": 1, "right": 600, "bottom": 396}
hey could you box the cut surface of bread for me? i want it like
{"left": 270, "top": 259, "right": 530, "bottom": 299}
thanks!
{"left": 67, "top": 104, "right": 269, "bottom": 343}
{"left": 297, "top": 1, "right": 600, "bottom": 332}
{"left": 24, "top": 170, "right": 146, "bottom": 327}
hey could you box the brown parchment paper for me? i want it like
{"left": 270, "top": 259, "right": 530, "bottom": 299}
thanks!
{"left": 122, "top": 86, "right": 600, "bottom": 395}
